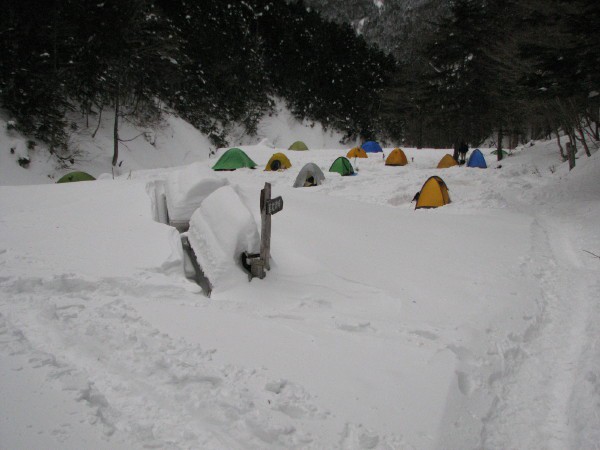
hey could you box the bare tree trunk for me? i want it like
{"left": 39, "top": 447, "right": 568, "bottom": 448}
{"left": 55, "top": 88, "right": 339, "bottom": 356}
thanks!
{"left": 566, "top": 133, "right": 576, "bottom": 170}
{"left": 588, "top": 104, "right": 600, "bottom": 140}
{"left": 417, "top": 111, "right": 423, "bottom": 149}
{"left": 555, "top": 129, "right": 566, "bottom": 161}
{"left": 509, "top": 131, "right": 518, "bottom": 150}
{"left": 576, "top": 125, "right": 592, "bottom": 157}
{"left": 92, "top": 103, "right": 103, "bottom": 138}
{"left": 497, "top": 127, "right": 504, "bottom": 162}
{"left": 112, "top": 85, "right": 120, "bottom": 167}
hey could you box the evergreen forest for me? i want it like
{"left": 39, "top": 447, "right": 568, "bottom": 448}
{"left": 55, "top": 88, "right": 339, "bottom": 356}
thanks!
{"left": 1, "top": 0, "right": 598, "bottom": 163}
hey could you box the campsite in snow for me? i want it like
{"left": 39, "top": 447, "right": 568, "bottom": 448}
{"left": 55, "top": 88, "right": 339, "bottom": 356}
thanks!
{"left": 1, "top": 106, "right": 599, "bottom": 449}
{"left": 2, "top": 0, "right": 600, "bottom": 448}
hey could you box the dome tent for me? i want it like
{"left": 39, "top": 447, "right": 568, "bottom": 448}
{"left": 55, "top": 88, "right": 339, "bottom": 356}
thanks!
{"left": 293, "top": 163, "right": 326, "bottom": 187}
{"left": 415, "top": 176, "right": 451, "bottom": 209}
{"left": 56, "top": 171, "right": 96, "bottom": 183}
{"left": 329, "top": 157, "right": 355, "bottom": 176}
{"left": 347, "top": 147, "right": 368, "bottom": 158}
{"left": 288, "top": 141, "right": 309, "bottom": 151}
{"left": 264, "top": 153, "right": 292, "bottom": 171}
{"left": 436, "top": 154, "right": 458, "bottom": 169}
{"left": 467, "top": 149, "right": 487, "bottom": 168}
{"left": 212, "top": 148, "right": 257, "bottom": 171}
{"left": 491, "top": 149, "right": 509, "bottom": 157}
{"left": 385, "top": 148, "right": 408, "bottom": 166}
{"left": 361, "top": 141, "right": 383, "bottom": 153}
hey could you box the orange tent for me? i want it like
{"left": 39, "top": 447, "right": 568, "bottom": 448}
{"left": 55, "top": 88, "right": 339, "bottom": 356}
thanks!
{"left": 415, "top": 176, "right": 451, "bottom": 209}
{"left": 347, "top": 147, "right": 368, "bottom": 158}
{"left": 436, "top": 154, "right": 458, "bottom": 168}
{"left": 385, "top": 148, "right": 408, "bottom": 166}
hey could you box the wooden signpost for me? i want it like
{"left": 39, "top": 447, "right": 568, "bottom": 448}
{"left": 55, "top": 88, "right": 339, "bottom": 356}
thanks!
{"left": 249, "top": 182, "right": 283, "bottom": 280}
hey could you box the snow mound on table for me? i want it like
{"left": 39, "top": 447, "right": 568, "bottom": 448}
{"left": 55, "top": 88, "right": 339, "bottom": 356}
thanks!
{"left": 164, "top": 163, "right": 228, "bottom": 223}
{"left": 187, "top": 185, "right": 260, "bottom": 290}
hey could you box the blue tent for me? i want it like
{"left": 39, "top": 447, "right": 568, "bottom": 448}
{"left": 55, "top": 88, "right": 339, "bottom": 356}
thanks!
{"left": 467, "top": 149, "right": 487, "bottom": 168}
{"left": 361, "top": 141, "right": 383, "bottom": 153}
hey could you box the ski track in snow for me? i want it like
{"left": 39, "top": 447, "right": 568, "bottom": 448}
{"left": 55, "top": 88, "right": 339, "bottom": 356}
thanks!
{"left": 0, "top": 275, "right": 404, "bottom": 449}
{"left": 476, "top": 184, "right": 600, "bottom": 449}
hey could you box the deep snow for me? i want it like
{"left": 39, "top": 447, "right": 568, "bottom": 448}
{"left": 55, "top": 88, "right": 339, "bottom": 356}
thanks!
{"left": 1, "top": 110, "right": 599, "bottom": 449}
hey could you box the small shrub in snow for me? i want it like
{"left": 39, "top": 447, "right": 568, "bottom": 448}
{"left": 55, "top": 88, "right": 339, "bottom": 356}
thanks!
{"left": 17, "top": 156, "right": 30, "bottom": 168}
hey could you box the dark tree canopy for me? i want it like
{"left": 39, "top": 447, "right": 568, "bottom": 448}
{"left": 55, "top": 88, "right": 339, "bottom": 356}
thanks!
{"left": 0, "top": 0, "right": 597, "bottom": 155}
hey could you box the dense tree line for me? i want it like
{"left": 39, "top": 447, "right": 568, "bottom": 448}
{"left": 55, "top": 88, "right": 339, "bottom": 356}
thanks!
{"left": 306, "top": 0, "right": 599, "bottom": 164}
{"left": 0, "top": 0, "right": 393, "bottom": 162}
{"left": 406, "top": 0, "right": 599, "bottom": 156}
{"left": 1, "top": 0, "right": 598, "bottom": 165}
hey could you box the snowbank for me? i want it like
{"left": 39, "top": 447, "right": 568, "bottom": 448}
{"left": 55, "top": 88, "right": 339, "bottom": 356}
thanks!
{"left": 0, "top": 180, "right": 184, "bottom": 280}
{"left": 187, "top": 185, "right": 260, "bottom": 290}
{"left": 164, "top": 162, "right": 228, "bottom": 227}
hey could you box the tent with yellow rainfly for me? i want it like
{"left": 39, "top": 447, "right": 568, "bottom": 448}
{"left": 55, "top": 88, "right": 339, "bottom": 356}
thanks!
{"left": 415, "top": 176, "right": 451, "bottom": 209}
{"left": 288, "top": 141, "right": 309, "bottom": 151}
{"left": 264, "top": 152, "right": 292, "bottom": 171}
{"left": 385, "top": 148, "right": 408, "bottom": 166}
{"left": 436, "top": 154, "right": 458, "bottom": 168}
{"left": 347, "top": 147, "right": 368, "bottom": 158}
{"left": 56, "top": 171, "right": 96, "bottom": 183}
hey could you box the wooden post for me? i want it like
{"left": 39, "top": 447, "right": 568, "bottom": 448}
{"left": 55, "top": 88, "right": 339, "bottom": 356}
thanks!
{"left": 249, "top": 182, "right": 282, "bottom": 280}
{"left": 260, "top": 182, "right": 272, "bottom": 272}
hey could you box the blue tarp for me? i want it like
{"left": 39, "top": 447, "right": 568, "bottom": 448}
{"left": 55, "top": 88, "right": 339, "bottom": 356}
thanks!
{"left": 467, "top": 149, "right": 487, "bottom": 168}
{"left": 361, "top": 141, "right": 383, "bottom": 153}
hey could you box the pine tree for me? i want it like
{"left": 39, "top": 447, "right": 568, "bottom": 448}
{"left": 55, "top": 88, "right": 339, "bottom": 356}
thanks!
{"left": 419, "top": 0, "right": 494, "bottom": 147}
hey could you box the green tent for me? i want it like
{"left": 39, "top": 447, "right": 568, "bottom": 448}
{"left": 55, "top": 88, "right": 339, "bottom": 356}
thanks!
{"left": 212, "top": 148, "right": 257, "bottom": 171}
{"left": 491, "top": 149, "right": 509, "bottom": 157}
{"left": 56, "top": 171, "right": 96, "bottom": 183}
{"left": 288, "top": 141, "right": 309, "bottom": 151}
{"left": 329, "top": 157, "right": 355, "bottom": 176}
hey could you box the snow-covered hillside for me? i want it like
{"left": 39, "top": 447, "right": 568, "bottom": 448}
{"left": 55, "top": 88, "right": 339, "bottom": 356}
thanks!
{"left": 1, "top": 111, "right": 599, "bottom": 449}
{"left": 0, "top": 101, "right": 348, "bottom": 186}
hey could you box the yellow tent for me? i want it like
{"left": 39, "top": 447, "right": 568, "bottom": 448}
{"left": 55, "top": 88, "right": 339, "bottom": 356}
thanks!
{"left": 436, "top": 154, "right": 458, "bottom": 168}
{"left": 264, "top": 152, "right": 292, "bottom": 171}
{"left": 385, "top": 148, "right": 408, "bottom": 166}
{"left": 415, "top": 176, "right": 451, "bottom": 209}
{"left": 347, "top": 147, "right": 368, "bottom": 158}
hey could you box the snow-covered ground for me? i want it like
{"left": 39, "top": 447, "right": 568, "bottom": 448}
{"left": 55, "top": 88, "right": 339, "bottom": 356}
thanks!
{"left": 1, "top": 111, "right": 599, "bottom": 449}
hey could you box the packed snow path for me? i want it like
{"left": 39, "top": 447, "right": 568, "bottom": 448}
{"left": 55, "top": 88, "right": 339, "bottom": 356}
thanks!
{"left": 1, "top": 142, "right": 599, "bottom": 449}
{"left": 479, "top": 179, "right": 600, "bottom": 449}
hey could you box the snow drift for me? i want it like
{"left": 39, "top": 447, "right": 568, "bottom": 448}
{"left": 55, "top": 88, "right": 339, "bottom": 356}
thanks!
{"left": 187, "top": 185, "right": 260, "bottom": 290}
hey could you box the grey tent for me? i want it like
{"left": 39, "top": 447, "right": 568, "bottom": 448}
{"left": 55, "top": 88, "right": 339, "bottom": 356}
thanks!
{"left": 293, "top": 163, "right": 325, "bottom": 187}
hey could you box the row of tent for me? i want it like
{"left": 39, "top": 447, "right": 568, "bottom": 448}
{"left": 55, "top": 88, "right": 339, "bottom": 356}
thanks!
{"left": 347, "top": 147, "right": 409, "bottom": 166}
{"left": 210, "top": 148, "right": 450, "bottom": 209}
{"left": 289, "top": 138, "right": 488, "bottom": 169}
{"left": 52, "top": 157, "right": 450, "bottom": 210}
{"left": 211, "top": 147, "right": 407, "bottom": 172}
{"left": 212, "top": 146, "right": 487, "bottom": 172}
{"left": 293, "top": 160, "right": 452, "bottom": 211}
{"left": 211, "top": 147, "right": 355, "bottom": 177}
{"left": 287, "top": 140, "right": 384, "bottom": 153}
{"left": 437, "top": 149, "right": 487, "bottom": 169}
{"left": 53, "top": 147, "right": 487, "bottom": 185}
